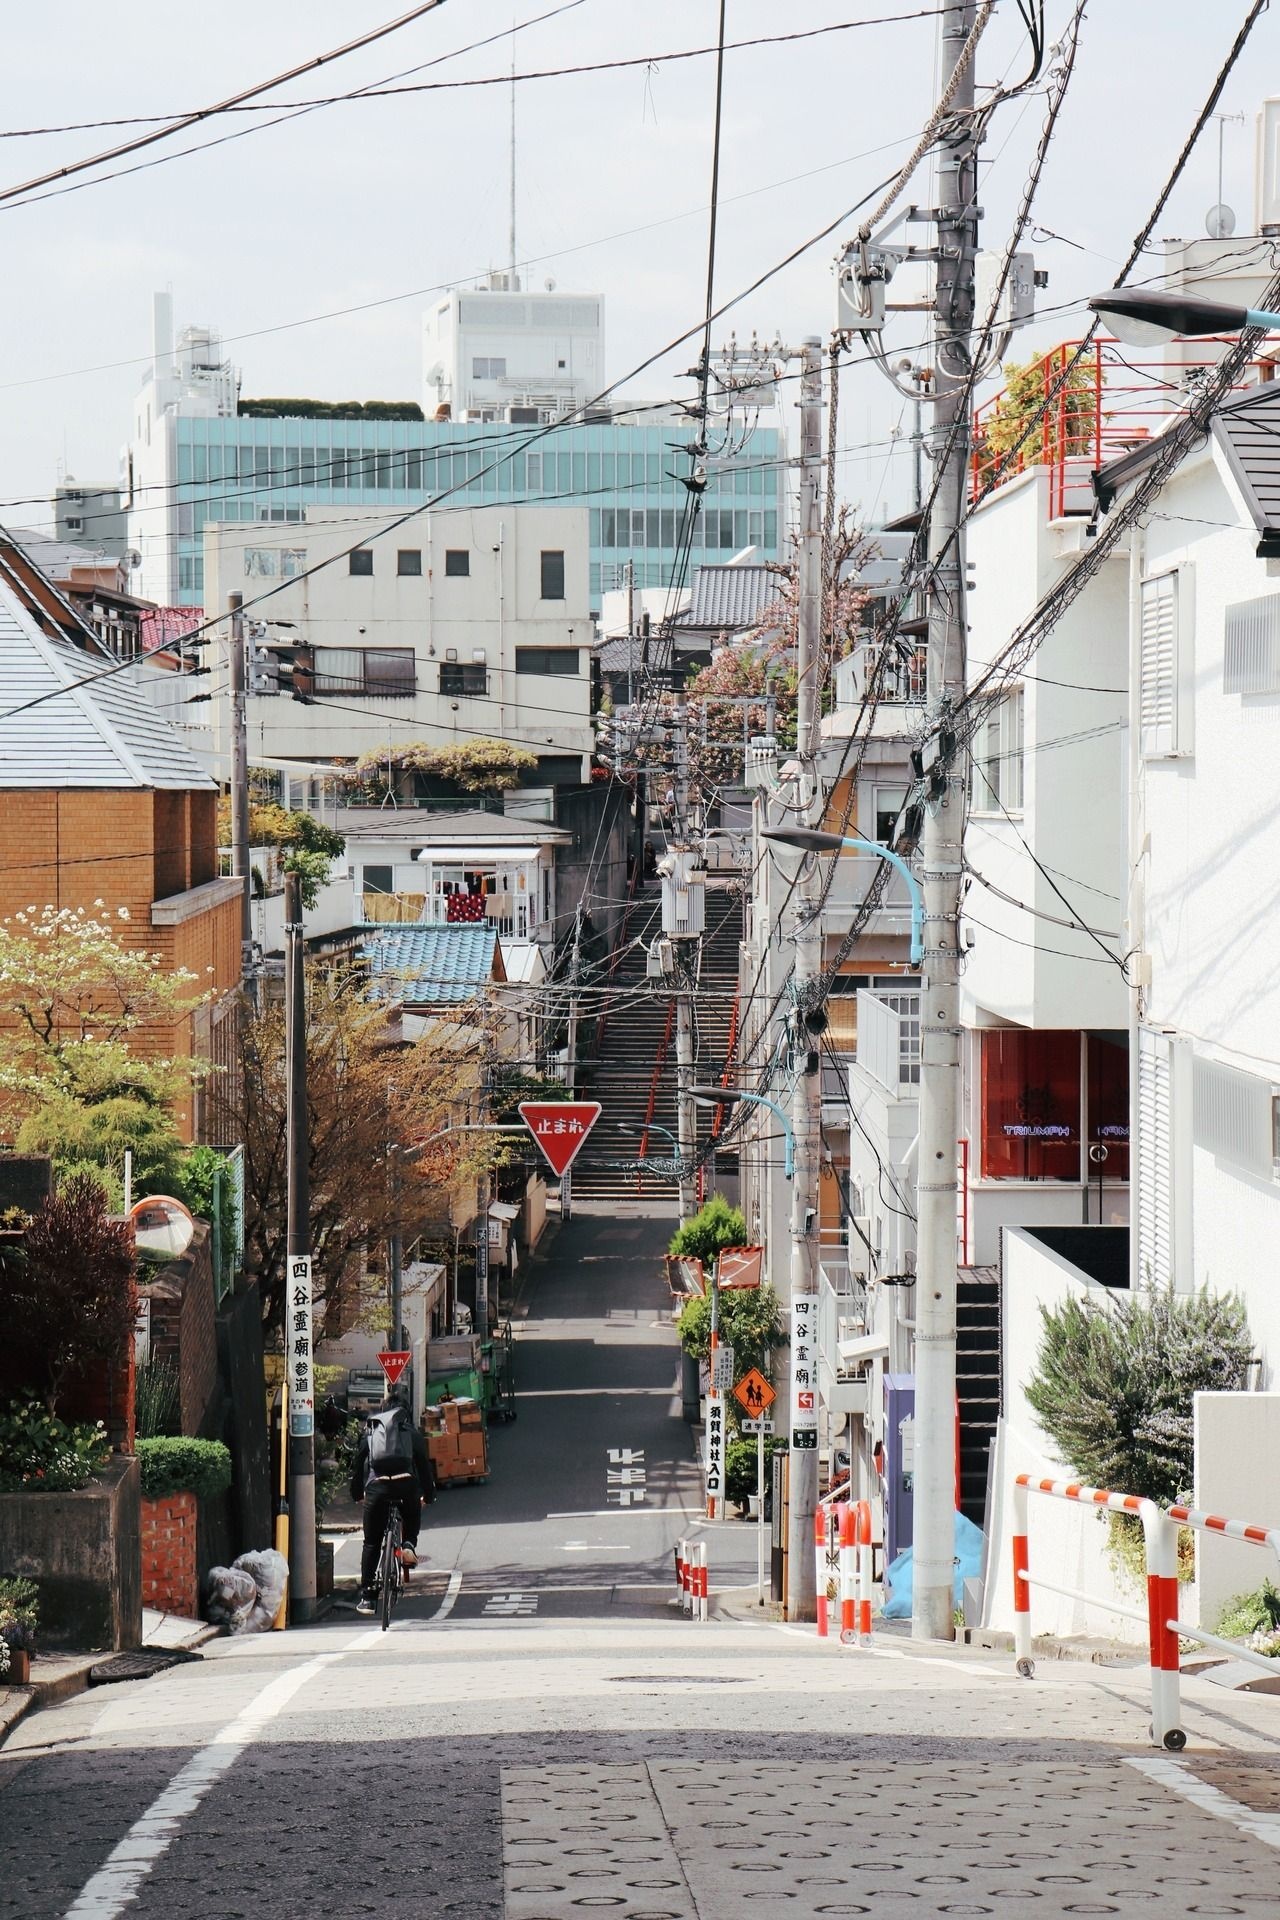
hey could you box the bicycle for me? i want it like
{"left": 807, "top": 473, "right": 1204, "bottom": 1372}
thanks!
{"left": 375, "top": 1502, "right": 405, "bottom": 1631}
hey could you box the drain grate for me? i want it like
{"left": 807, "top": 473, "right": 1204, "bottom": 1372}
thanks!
{"left": 608, "top": 1675, "right": 747, "bottom": 1686}
{"left": 88, "top": 1648, "right": 204, "bottom": 1686}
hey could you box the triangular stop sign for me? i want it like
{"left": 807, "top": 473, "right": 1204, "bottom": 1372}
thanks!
{"left": 518, "top": 1100, "right": 602, "bottom": 1178}
{"left": 377, "top": 1350, "right": 411, "bottom": 1387}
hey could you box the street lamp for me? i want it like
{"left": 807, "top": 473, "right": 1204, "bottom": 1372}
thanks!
{"left": 614, "top": 1119, "right": 678, "bottom": 1152}
{"left": 762, "top": 826, "right": 924, "bottom": 966}
{"left": 1087, "top": 286, "right": 1280, "bottom": 348}
{"left": 690, "top": 1085, "right": 794, "bottom": 1179}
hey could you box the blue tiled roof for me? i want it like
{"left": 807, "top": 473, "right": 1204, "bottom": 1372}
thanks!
{"left": 361, "top": 923, "right": 498, "bottom": 1005}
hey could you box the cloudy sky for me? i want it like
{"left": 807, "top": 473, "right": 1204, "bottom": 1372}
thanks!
{"left": 1, "top": 1, "right": 1276, "bottom": 532}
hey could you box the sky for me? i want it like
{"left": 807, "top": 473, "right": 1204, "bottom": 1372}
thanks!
{"left": 1, "top": 0, "right": 1277, "bottom": 535}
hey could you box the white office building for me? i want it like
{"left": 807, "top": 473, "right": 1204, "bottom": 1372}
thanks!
{"left": 422, "top": 275, "right": 604, "bottom": 423}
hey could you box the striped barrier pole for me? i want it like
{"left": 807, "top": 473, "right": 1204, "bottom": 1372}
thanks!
{"left": 1012, "top": 1476, "right": 1032, "bottom": 1674}
{"left": 838, "top": 1501, "right": 857, "bottom": 1641}
{"left": 855, "top": 1500, "right": 874, "bottom": 1644}
{"left": 695, "top": 1543, "right": 708, "bottom": 1623}
{"left": 677, "top": 1539, "right": 691, "bottom": 1614}
{"left": 815, "top": 1504, "right": 834, "bottom": 1637}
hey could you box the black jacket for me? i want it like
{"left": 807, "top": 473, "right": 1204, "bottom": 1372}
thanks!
{"left": 349, "top": 1418, "right": 434, "bottom": 1502}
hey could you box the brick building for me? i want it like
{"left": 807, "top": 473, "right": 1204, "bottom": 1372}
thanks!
{"left": 0, "top": 541, "right": 241, "bottom": 1136}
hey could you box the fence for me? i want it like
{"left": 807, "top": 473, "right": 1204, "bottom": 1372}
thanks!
{"left": 675, "top": 1539, "right": 708, "bottom": 1622}
{"left": 1013, "top": 1474, "right": 1280, "bottom": 1750}
{"left": 815, "top": 1499, "right": 875, "bottom": 1646}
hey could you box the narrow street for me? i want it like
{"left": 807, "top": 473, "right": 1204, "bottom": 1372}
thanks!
{"left": 4, "top": 1212, "right": 1280, "bottom": 1918}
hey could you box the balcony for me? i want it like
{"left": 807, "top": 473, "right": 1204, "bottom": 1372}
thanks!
{"left": 822, "top": 642, "right": 925, "bottom": 742}
{"left": 817, "top": 1256, "right": 876, "bottom": 1419}
{"left": 820, "top": 850, "right": 915, "bottom": 941}
{"left": 855, "top": 988, "right": 921, "bottom": 1095}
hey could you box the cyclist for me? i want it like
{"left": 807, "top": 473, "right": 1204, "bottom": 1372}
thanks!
{"left": 351, "top": 1391, "right": 434, "bottom": 1615}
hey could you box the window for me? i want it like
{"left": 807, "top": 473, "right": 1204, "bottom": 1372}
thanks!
{"left": 397, "top": 549, "right": 422, "bottom": 577}
{"left": 540, "top": 549, "right": 566, "bottom": 600}
{"left": 1140, "top": 568, "right": 1193, "bottom": 756}
{"left": 980, "top": 1029, "right": 1081, "bottom": 1180}
{"left": 1224, "top": 591, "right": 1280, "bottom": 694}
{"left": 516, "top": 647, "right": 579, "bottom": 676}
{"left": 362, "top": 865, "right": 394, "bottom": 895}
{"left": 311, "top": 646, "right": 415, "bottom": 697}
{"left": 971, "top": 687, "right": 1024, "bottom": 812}
{"left": 65, "top": 516, "right": 83, "bottom": 532}
{"left": 1087, "top": 1033, "right": 1130, "bottom": 1181}
{"left": 874, "top": 786, "right": 908, "bottom": 845}
{"left": 440, "top": 662, "right": 488, "bottom": 697}
{"left": 349, "top": 549, "right": 373, "bottom": 576}
{"left": 444, "top": 549, "right": 470, "bottom": 577}
{"left": 471, "top": 356, "right": 507, "bottom": 379}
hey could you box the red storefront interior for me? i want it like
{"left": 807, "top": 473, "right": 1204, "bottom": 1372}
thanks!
{"left": 980, "top": 1029, "right": 1129, "bottom": 1181}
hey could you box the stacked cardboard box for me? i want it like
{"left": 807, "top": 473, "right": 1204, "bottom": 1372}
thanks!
{"left": 423, "top": 1397, "right": 488, "bottom": 1483}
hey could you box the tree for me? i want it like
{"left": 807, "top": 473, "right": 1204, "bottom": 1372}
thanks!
{"left": 214, "top": 803, "right": 346, "bottom": 910}
{"left": 1025, "top": 1286, "right": 1254, "bottom": 1506}
{"left": 0, "top": 1174, "right": 138, "bottom": 1414}
{"left": 223, "top": 965, "right": 499, "bottom": 1336}
{"left": 668, "top": 1194, "right": 747, "bottom": 1266}
{"left": 346, "top": 738, "right": 537, "bottom": 801}
{"left": 0, "top": 904, "right": 205, "bottom": 1188}
{"left": 677, "top": 1282, "right": 785, "bottom": 1383}
{"left": 974, "top": 345, "right": 1095, "bottom": 488}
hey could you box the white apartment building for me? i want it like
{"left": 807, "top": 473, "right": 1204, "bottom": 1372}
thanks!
{"left": 422, "top": 275, "right": 604, "bottom": 422}
{"left": 201, "top": 503, "right": 596, "bottom": 783}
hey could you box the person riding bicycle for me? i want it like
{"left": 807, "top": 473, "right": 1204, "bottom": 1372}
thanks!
{"left": 351, "top": 1391, "right": 433, "bottom": 1615}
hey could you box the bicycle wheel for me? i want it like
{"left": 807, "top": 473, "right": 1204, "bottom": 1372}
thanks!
{"left": 379, "top": 1510, "right": 401, "bottom": 1632}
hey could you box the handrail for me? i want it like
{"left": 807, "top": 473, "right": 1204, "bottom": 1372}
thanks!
{"left": 593, "top": 858, "right": 644, "bottom": 1051}
{"left": 637, "top": 998, "right": 676, "bottom": 1193}
{"left": 699, "top": 982, "right": 741, "bottom": 1207}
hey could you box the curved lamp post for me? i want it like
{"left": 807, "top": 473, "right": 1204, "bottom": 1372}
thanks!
{"left": 1087, "top": 286, "right": 1280, "bottom": 347}
{"left": 690, "top": 1084, "right": 795, "bottom": 1179}
{"left": 762, "top": 825, "right": 924, "bottom": 966}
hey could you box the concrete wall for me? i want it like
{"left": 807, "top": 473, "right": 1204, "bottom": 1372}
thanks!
{"left": 1193, "top": 1391, "right": 1280, "bottom": 1631}
{"left": 554, "top": 781, "right": 630, "bottom": 952}
{"left": 984, "top": 1227, "right": 1144, "bottom": 1644}
{"left": 0, "top": 1454, "right": 141, "bottom": 1651}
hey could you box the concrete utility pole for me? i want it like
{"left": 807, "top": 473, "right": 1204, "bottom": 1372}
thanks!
{"left": 783, "top": 337, "right": 826, "bottom": 1623}
{"left": 670, "top": 681, "right": 698, "bottom": 1221}
{"left": 228, "top": 592, "right": 253, "bottom": 986}
{"left": 284, "top": 870, "right": 317, "bottom": 1622}
{"left": 912, "top": 0, "right": 980, "bottom": 1643}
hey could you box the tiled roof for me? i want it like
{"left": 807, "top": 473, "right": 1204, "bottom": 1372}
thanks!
{"left": 339, "top": 807, "right": 570, "bottom": 844}
{"left": 0, "top": 560, "right": 215, "bottom": 791}
{"left": 361, "top": 923, "right": 502, "bottom": 1005}
{"left": 679, "top": 563, "right": 779, "bottom": 634}
{"left": 1211, "top": 383, "right": 1280, "bottom": 551}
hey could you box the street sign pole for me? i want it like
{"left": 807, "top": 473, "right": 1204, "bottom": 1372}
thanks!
{"left": 758, "top": 1425, "right": 766, "bottom": 1604}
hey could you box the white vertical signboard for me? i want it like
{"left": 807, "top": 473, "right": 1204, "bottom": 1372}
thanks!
{"left": 790, "top": 1294, "right": 818, "bottom": 1450}
{"left": 705, "top": 1395, "right": 726, "bottom": 1497}
{"left": 287, "top": 1254, "right": 314, "bottom": 1438}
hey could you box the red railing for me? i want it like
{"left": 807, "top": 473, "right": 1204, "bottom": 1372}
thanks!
{"left": 638, "top": 999, "right": 676, "bottom": 1194}
{"left": 971, "top": 336, "right": 1280, "bottom": 520}
{"left": 698, "top": 984, "right": 742, "bottom": 1207}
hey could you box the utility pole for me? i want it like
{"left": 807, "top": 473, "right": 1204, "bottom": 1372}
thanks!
{"left": 284, "top": 870, "right": 317, "bottom": 1622}
{"left": 670, "top": 679, "right": 698, "bottom": 1221}
{"left": 783, "top": 337, "right": 826, "bottom": 1624}
{"left": 912, "top": 0, "right": 980, "bottom": 1642}
{"left": 562, "top": 901, "right": 584, "bottom": 1223}
{"left": 228, "top": 592, "right": 253, "bottom": 987}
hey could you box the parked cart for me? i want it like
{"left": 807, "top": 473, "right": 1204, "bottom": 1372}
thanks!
{"left": 482, "top": 1320, "right": 517, "bottom": 1423}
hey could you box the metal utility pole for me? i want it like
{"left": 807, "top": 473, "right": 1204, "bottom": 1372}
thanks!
{"left": 912, "top": 0, "right": 980, "bottom": 1643}
{"left": 670, "top": 681, "right": 698, "bottom": 1221}
{"left": 783, "top": 337, "right": 826, "bottom": 1624}
{"left": 284, "top": 870, "right": 317, "bottom": 1622}
{"left": 228, "top": 592, "right": 253, "bottom": 986}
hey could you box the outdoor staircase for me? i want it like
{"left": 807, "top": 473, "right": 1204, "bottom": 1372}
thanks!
{"left": 956, "top": 1265, "right": 1002, "bottom": 1527}
{"left": 570, "top": 882, "right": 744, "bottom": 1204}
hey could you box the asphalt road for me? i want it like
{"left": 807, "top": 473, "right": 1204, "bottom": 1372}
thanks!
{"left": 6, "top": 1208, "right": 1280, "bottom": 1918}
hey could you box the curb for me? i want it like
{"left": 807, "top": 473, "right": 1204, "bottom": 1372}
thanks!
{"left": 1, "top": 1620, "right": 220, "bottom": 1750}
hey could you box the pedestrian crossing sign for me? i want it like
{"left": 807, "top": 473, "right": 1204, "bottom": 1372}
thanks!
{"left": 733, "top": 1367, "right": 776, "bottom": 1417}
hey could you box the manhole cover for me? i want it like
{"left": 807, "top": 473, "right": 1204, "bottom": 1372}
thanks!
{"left": 88, "top": 1648, "right": 203, "bottom": 1686}
{"left": 608, "top": 1674, "right": 747, "bottom": 1685}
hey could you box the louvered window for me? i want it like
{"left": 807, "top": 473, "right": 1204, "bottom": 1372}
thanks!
{"left": 1136, "top": 1027, "right": 1173, "bottom": 1287}
{"left": 1223, "top": 592, "right": 1280, "bottom": 694}
{"left": 1140, "top": 572, "right": 1178, "bottom": 756}
{"left": 1193, "top": 1053, "right": 1274, "bottom": 1178}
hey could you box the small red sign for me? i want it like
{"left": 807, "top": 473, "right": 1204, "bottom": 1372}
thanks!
{"left": 797, "top": 1390, "right": 815, "bottom": 1413}
{"left": 377, "top": 1350, "right": 411, "bottom": 1387}
{"left": 518, "top": 1100, "right": 602, "bottom": 1178}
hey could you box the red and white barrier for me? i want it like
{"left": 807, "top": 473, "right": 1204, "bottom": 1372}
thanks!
{"left": 839, "top": 1500, "right": 874, "bottom": 1645}
{"left": 676, "top": 1538, "right": 708, "bottom": 1623}
{"left": 815, "top": 1504, "right": 838, "bottom": 1637}
{"left": 1013, "top": 1475, "right": 1280, "bottom": 1751}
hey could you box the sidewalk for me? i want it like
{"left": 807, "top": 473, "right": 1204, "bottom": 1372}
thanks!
{"left": 0, "top": 1608, "right": 216, "bottom": 1748}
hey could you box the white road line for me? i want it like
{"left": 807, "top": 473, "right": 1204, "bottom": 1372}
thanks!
{"left": 546, "top": 1508, "right": 705, "bottom": 1520}
{"left": 1128, "top": 1755, "right": 1280, "bottom": 1850}
{"left": 431, "top": 1570, "right": 463, "bottom": 1622}
{"left": 63, "top": 1628, "right": 381, "bottom": 1918}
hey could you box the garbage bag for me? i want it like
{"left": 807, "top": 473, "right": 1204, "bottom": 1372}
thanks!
{"left": 233, "top": 1549, "right": 289, "bottom": 1634}
{"left": 205, "top": 1565, "right": 258, "bottom": 1633}
{"left": 881, "top": 1511, "right": 984, "bottom": 1620}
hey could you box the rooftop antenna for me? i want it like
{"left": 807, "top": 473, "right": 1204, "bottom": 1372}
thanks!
{"left": 1207, "top": 109, "right": 1244, "bottom": 239}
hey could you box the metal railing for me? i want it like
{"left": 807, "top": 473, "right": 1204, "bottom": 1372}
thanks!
{"left": 831, "top": 642, "right": 927, "bottom": 711}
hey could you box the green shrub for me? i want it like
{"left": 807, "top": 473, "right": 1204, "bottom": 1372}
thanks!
{"left": 725, "top": 1435, "right": 786, "bottom": 1506}
{"left": 1216, "top": 1580, "right": 1280, "bottom": 1642}
{"left": 135, "top": 1360, "right": 182, "bottom": 1439}
{"left": 677, "top": 1284, "right": 785, "bottom": 1384}
{"left": 176, "top": 1144, "right": 238, "bottom": 1292}
{"left": 136, "top": 1437, "right": 232, "bottom": 1501}
{"left": 0, "top": 1575, "right": 39, "bottom": 1653}
{"left": 0, "top": 1402, "right": 109, "bottom": 1491}
{"left": 668, "top": 1195, "right": 746, "bottom": 1266}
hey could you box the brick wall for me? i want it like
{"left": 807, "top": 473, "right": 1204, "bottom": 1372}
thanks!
{"left": 140, "top": 1490, "right": 198, "bottom": 1616}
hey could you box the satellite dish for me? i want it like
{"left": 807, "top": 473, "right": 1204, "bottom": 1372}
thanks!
{"left": 129, "top": 1194, "right": 195, "bottom": 1259}
{"left": 1206, "top": 202, "right": 1237, "bottom": 239}
{"left": 544, "top": 277, "right": 557, "bottom": 292}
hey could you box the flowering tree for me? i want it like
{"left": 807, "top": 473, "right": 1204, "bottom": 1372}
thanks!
{"left": 0, "top": 905, "right": 206, "bottom": 1188}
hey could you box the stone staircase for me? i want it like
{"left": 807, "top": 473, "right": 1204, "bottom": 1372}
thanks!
{"left": 956, "top": 1266, "right": 1001, "bottom": 1526}
{"left": 571, "top": 883, "right": 744, "bottom": 1205}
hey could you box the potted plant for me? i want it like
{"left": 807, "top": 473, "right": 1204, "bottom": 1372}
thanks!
{"left": 0, "top": 1577, "right": 39, "bottom": 1684}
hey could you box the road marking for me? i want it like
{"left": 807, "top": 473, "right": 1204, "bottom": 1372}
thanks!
{"left": 1128, "top": 1755, "right": 1280, "bottom": 1850}
{"left": 606, "top": 1443, "right": 647, "bottom": 1507}
{"left": 431, "top": 1569, "right": 462, "bottom": 1622}
{"left": 560, "top": 1543, "right": 632, "bottom": 1551}
{"left": 484, "top": 1592, "right": 539, "bottom": 1617}
{"left": 64, "top": 1628, "right": 381, "bottom": 1918}
{"left": 546, "top": 1508, "right": 706, "bottom": 1520}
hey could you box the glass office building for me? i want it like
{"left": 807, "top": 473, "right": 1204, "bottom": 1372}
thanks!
{"left": 160, "top": 414, "right": 786, "bottom": 609}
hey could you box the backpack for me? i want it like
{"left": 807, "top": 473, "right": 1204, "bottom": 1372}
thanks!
{"left": 366, "top": 1404, "right": 413, "bottom": 1470}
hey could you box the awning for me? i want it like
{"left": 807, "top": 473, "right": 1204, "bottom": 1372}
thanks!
{"left": 836, "top": 1331, "right": 890, "bottom": 1370}
{"left": 488, "top": 1201, "right": 520, "bottom": 1223}
{"left": 416, "top": 845, "right": 541, "bottom": 863}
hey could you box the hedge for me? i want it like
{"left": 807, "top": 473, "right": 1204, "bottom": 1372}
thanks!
{"left": 136, "top": 1437, "right": 233, "bottom": 1501}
